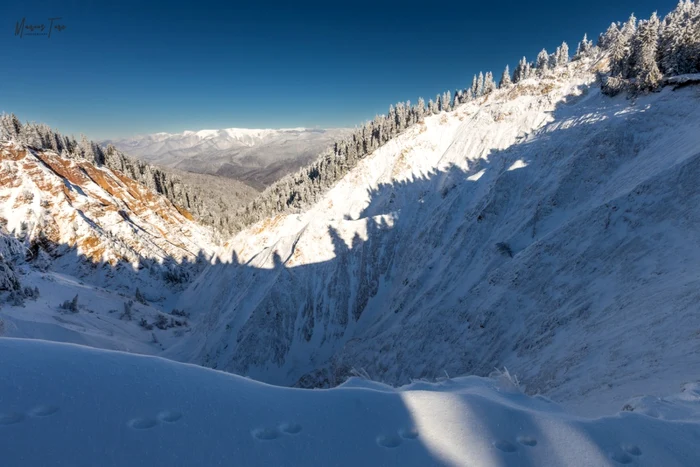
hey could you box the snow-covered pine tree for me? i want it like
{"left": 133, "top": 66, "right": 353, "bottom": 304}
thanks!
{"left": 499, "top": 65, "right": 512, "bottom": 88}
{"left": 611, "top": 14, "right": 638, "bottom": 77}
{"left": 428, "top": 98, "right": 437, "bottom": 115}
{"left": 442, "top": 91, "right": 452, "bottom": 111}
{"left": 574, "top": 33, "right": 594, "bottom": 59}
{"left": 599, "top": 22, "right": 621, "bottom": 50}
{"left": 631, "top": 12, "right": 663, "bottom": 92}
{"left": 416, "top": 97, "right": 426, "bottom": 120}
{"left": 512, "top": 57, "right": 527, "bottom": 83}
{"left": 659, "top": 0, "right": 700, "bottom": 76}
{"left": 483, "top": 72, "right": 496, "bottom": 94}
{"left": 536, "top": 49, "right": 550, "bottom": 76}
{"left": 476, "top": 72, "right": 485, "bottom": 97}
{"left": 557, "top": 42, "right": 570, "bottom": 67}
{"left": 471, "top": 75, "right": 479, "bottom": 98}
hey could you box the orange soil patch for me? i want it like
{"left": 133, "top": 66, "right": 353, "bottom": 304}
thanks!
{"left": 78, "top": 235, "right": 106, "bottom": 263}
{"left": 174, "top": 205, "right": 194, "bottom": 221}
{"left": 0, "top": 147, "right": 27, "bottom": 161}
{"left": 252, "top": 215, "right": 283, "bottom": 235}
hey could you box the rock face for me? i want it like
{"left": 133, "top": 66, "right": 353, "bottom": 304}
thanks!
{"left": 0, "top": 143, "right": 215, "bottom": 267}
{"left": 171, "top": 60, "right": 700, "bottom": 415}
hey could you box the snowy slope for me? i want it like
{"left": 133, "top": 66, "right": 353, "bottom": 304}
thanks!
{"left": 0, "top": 143, "right": 216, "bottom": 266}
{"left": 106, "top": 127, "right": 352, "bottom": 189}
{"left": 2, "top": 337, "right": 700, "bottom": 467}
{"left": 0, "top": 143, "right": 217, "bottom": 355}
{"left": 172, "top": 58, "right": 700, "bottom": 415}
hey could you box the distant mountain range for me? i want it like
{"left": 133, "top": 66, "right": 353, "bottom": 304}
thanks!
{"left": 104, "top": 128, "right": 352, "bottom": 190}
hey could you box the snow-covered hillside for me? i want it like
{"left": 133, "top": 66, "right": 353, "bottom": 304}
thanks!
{"left": 3, "top": 337, "right": 700, "bottom": 467}
{"left": 106, "top": 127, "right": 351, "bottom": 189}
{"left": 0, "top": 143, "right": 215, "bottom": 266}
{"left": 0, "top": 143, "right": 216, "bottom": 354}
{"left": 171, "top": 58, "right": 700, "bottom": 416}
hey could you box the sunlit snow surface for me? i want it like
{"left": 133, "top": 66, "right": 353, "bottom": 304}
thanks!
{"left": 1, "top": 338, "right": 699, "bottom": 467}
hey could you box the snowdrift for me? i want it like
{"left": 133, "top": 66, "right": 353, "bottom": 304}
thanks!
{"left": 2, "top": 338, "right": 699, "bottom": 467}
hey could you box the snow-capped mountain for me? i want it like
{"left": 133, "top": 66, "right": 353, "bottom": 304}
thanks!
{"left": 169, "top": 58, "right": 700, "bottom": 416}
{"left": 105, "top": 127, "right": 352, "bottom": 189}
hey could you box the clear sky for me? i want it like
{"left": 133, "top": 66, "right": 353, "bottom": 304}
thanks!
{"left": 0, "top": 0, "right": 679, "bottom": 140}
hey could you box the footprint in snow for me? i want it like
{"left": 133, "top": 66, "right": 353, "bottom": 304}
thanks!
{"left": 278, "top": 422, "right": 302, "bottom": 434}
{"left": 157, "top": 410, "right": 182, "bottom": 423}
{"left": 398, "top": 427, "right": 419, "bottom": 439}
{"left": 621, "top": 444, "right": 642, "bottom": 456}
{"left": 376, "top": 434, "right": 403, "bottom": 448}
{"left": 128, "top": 418, "right": 158, "bottom": 429}
{"left": 0, "top": 412, "right": 24, "bottom": 425}
{"left": 493, "top": 439, "right": 518, "bottom": 453}
{"left": 516, "top": 435, "right": 538, "bottom": 447}
{"left": 252, "top": 427, "right": 282, "bottom": 440}
{"left": 610, "top": 451, "right": 634, "bottom": 465}
{"left": 29, "top": 405, "right": 60, "bottom": 417}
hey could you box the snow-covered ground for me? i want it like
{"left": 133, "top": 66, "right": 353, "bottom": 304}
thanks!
{"left": 0, "top": 143, "right": 214, "bottom": 357}
{"left": 0, "top": 267, "right": 187, "bottom": 354}
{"left": 2, "top": 337, "right": 699, "bottom": 467}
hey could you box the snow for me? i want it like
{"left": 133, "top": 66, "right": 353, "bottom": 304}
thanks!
{"left": 2, "top": 57, "right": 700, "bottom": 466}
{"left": 0, "top": 268, "right": 184, "bottom": 355}
{"left": 664, "top": 73, "right": 700, "bottom": 84}
{"left": 2, "top": 337, "right": 699, "bottom": 467}
{"left": 169, "top": 59, "right": 700, "bottom": 419}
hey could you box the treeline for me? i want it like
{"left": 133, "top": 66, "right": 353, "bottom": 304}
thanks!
{"left": 600, "top": 1, "right": 700, "bottom": 95}
{"left": 0, "top": 116, "right": 244, "bottom": 235}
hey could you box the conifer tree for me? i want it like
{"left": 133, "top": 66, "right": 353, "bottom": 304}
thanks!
{"left": 610, "top": 14, "right": 637, "bottom": 77}
{"left": 631, "top": 12, "right": 663, "bottom": 92}
{"left": 557, "top": 42, "right": 570, "bottom": 67}
{"left": 476, "top": 72, "right": 485, "bottom": 97}
{"left": 536, "top": 49, "right": 550, "bottom": 76}
{"left": 499, "top": 65, "right": 512, "bottom": 88}
{"left": 483, "top": 72, "right": 497, "bottom": 94}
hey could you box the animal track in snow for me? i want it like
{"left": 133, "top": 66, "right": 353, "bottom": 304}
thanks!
{"left": 516, "top": 435, "right": 538, "bottom": 447}
{"left": 128, "top": 418, "right": 158, "bottom": 429}
{"left": 610, "top": 451, "right": 633, "bottom": 464}
{"left": 29, "top": 405, "right": 60, "bottom": 417}
{"left": 157, "top": 410, "right": 182, "bottom": 423}
{"left": 128, "top": 410, "right": 182, "bottom": 429}
{"left": 376, "top": 434, "right": 403, "bottom": 448}
{"left": 0, "top": 412, "right": 24, "bottom": 425}
{"left": 493, "top": 439, "right": 518, "bottom": 453}
{"left": 398, "top": 427, "right": 419, "bottom": 439}
{"left": 252, "top": 427, "right": 282, "bottom": 440}
{"left": 621, "top": 444, "right": 642, "bottom": 456}
{"left": 278, "top": 422, "right": 302, "bottom": 434}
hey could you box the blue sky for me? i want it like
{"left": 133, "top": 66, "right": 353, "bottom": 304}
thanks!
{"left": 0, "top": 0, "right": 678, "bottom": 139}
